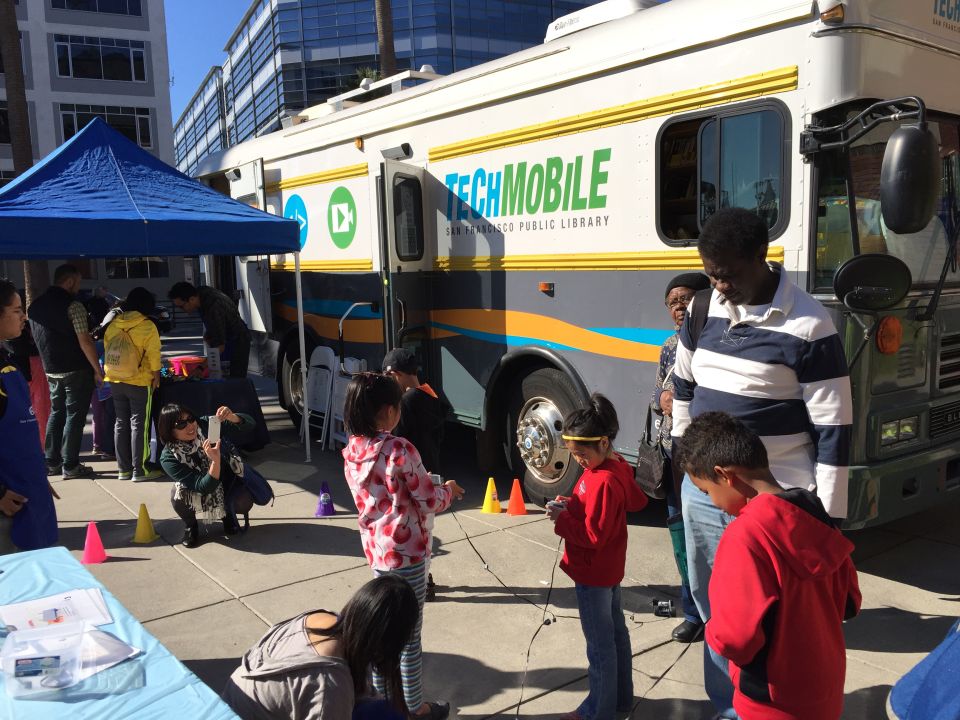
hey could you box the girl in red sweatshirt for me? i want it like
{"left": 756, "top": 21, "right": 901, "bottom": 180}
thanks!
{"left": 547, "top": 394, "right": 649, "bottom": 720}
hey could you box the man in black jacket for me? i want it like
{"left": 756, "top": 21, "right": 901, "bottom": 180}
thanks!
{"left": 28, "top": 264, "right": 103, "bottom": 478}
{"left": 383, "top": 347, "right": 447, "bottom": 601}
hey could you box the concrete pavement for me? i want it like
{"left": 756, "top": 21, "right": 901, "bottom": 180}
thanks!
{"left": 46, "top": 327, "right": 960, "bottom": 719}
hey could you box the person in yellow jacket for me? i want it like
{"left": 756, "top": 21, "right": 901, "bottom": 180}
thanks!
{"left": 103, "top": 287, "right": 163, "bottom": 481}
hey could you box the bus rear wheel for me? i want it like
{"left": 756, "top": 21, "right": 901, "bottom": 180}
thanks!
{"left": 507, "top": 368, "right": 582, "bottom": 504}
{"left": 280, "top": 338, "right": 316, "bottom": 429}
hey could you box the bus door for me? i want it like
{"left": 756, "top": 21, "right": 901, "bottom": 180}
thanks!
{"left": 379, "top": 159, "right": 434, "bottom": 378}
{"left": 227, "top": 158, "right": 272, "bottom": 335}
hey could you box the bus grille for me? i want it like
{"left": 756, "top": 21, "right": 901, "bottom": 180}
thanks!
{"left": 938, "top": 334, "right": 960, "bottom": 390}
{"left": 930, "top": 400, "right": 960, "bottom": 439}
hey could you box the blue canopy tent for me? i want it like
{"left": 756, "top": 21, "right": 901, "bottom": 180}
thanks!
{"left": 0, "top": 118, "right": 316, "bottom": 458}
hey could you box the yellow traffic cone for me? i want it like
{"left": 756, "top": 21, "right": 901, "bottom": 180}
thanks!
{"left": 132, "top": 503, "right": 160, "bottom": 543}
{"left": 481, "top": 477, "right": 501, "bottom": 514}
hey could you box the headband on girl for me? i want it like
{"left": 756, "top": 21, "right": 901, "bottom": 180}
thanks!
{"left": 561, "top": 434, "right": 605, "bottom": 442}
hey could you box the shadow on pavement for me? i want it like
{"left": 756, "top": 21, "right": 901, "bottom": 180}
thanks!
{"left": 182, "top": 656, "right": 238, "bottom": 701}
{"left": 845, "top": 606, "right": 958, "bottom": 655}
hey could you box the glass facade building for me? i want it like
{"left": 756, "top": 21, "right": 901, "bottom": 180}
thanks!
{"left": 175, "top": 0, "right": 600, "bottom": 175}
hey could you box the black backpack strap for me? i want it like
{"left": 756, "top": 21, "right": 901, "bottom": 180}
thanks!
{"left": 687, "top": 288, "right": 712, "bottom": 349}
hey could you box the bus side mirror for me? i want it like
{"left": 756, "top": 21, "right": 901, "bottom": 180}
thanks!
{"left": 880, "top": 123, "right": 941, "bottom": 235}
{"left": 833, "top": 253, "right": 912, "bottom": 312}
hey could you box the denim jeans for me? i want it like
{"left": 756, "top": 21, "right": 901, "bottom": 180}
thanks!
{"left": 45, "top": 369, "right": 95, "bottom": 471}
{"left": 112, "top": 383, "right": 149, "bottom": 475}
{"left": 574, "top": 583, "right": 633, "bottom": 720}
{"left": 681, "top": 474, "right": 739, "bottom": 719}
{"left": 665, "top": 476, "right": 702, "bottom": 626}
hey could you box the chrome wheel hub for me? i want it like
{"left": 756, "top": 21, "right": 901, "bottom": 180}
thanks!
{"left": 516, "top": 396, "right": 569, "bottom": 484}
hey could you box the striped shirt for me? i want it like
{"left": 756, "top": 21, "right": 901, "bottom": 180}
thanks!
{"left": 671, "top": 264, "right": 852, "bottom": 517}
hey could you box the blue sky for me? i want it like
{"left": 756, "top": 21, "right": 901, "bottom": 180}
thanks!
{"left": 166, "top": 0, "right": 246, "bottom": 122}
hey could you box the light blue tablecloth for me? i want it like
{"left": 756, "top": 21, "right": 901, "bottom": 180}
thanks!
{"left": 0, "top": 546, "right": 238, "bottom": 719}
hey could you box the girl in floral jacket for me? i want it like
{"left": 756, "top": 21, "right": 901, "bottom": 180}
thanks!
{"left": 342, "top": 371, "right": 464, "bottom": 720}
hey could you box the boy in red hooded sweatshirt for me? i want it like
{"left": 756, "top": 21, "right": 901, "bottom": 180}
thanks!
{"left": 678, "top": 412, "right": 861, "bottom": 720}
{"left": 547, "top": 393, "right": 648, "bottom": 720}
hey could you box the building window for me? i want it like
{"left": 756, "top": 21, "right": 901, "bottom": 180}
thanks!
{"left": 105, "top": 257, "right": 169, "bottom": 279}
{"left": 51, "top": 0, "right": 142, "bottom": 17}
{"left": 0, "top": 102, "right": 9, "bottom": 144}
{"left": 55, "top": 35, "right": 147, "bottom": 82}
{"left": 0, "top": 170, "right": 15, "bottom": 188}
{"left": 60, "top": 104, "right": 152, "bottom": 148}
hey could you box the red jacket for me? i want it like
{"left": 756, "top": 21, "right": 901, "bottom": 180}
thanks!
{"left": 554, "top": 455, "right": 648, "bottom": 586}
{"left": 707, "top": 489, "right": 861, "bottom": 720}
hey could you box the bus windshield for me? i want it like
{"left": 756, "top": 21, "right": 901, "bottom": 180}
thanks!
{"left": 814, "top": 113, "right": 960, "bottom": 290}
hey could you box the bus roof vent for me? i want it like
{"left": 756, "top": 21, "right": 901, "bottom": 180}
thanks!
{"left": 545, "top": 0, "right": 664, "bottom": 43}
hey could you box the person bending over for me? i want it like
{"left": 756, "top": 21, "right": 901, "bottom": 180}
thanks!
{"left": 678, "top": 412, "right": 861, "bottom": 720}
{"left": 223, "top": 574, "right": 418, "bottom": 720}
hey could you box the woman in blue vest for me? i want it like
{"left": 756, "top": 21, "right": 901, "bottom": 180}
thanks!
{"left": 0, "top": 279, "right": 59, "bottom": 554}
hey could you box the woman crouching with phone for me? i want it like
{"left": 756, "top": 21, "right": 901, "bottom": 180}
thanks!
{"left": 158, "top": 403, "right": 254, "bottom": 548}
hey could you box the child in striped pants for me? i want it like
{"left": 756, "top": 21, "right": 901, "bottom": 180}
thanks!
{"left": 342, "top": 372, "right": 465, "bottom": 720}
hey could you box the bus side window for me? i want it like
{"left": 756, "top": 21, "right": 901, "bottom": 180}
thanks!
{"left": 394, "top": 175, "right": 424, "bottom": 261}
{"left": 658, "top": 104, "right": 787, "bottom": 243}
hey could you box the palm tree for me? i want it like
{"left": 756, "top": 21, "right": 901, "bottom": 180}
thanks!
{"left": 0, "top": 0, "right": 47, "bottom": 301}
{"left": 374, "top": 0, "right": 397, "bottom": 78}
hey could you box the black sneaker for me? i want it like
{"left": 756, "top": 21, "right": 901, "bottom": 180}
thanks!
{"left": 63, "top": 463, "right": 95, "bottom": 479}
{"left": 222, "top": 516, "right": 241, "bottom": 536}
{"left": 46, "top": 464, "right": 62, "bottom": 476}
{"left": 418, "top": 702, "right": 450, "bottom": 720}
{"left": 181, "top": 524, "right": 200, "bottom": 548}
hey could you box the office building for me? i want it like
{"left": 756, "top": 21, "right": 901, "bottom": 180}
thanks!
{"left": 174, "top": 0, "right": 600, "bottom": 176}
{"left": 0, "top": 0, "right": 184, "bottom": 296}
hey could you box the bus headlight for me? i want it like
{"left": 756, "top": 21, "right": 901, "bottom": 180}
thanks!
{"left": 898, "top": 416, "right": 918, "bottom": 441}
{"left": 880, "top": 416, "right": 919, "bottom": 445}
{"left": 881, "top": 421, "right": 900, "bottom": 445}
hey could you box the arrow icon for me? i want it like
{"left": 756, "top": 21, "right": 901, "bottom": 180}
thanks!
{"left": 294, "top": 210, "right": 306, "bottom": 231}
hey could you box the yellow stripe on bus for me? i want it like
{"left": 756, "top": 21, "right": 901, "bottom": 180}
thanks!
{"left": 434, "top": 246, "right": 785, "bottom": 272}
{"left": 270, "top": 259, "right": 374, "bottom": 272}
{"left": 429, "top": 66, "right": 798, "bottom": 162}
{"left": 265, "top": 162, "right": 368, "bottom": 194}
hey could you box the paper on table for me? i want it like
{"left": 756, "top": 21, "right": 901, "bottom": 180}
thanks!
{"left": 0, "top": 589, "right": 112, "bottom": 631}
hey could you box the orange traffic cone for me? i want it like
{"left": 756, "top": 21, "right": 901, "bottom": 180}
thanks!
{"left": 81, "top": 521, "right": 108, "bottom": 564}
{"left": 507, "top": 478, "right": 527, "bottom": 516}
{"left": 481, "top": 477, "right": 501, "bottom": 514}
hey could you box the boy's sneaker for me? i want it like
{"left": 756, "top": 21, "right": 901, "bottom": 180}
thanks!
{"left": 46, "top": 464, "right": 62, "bottom": 476}
{"left": 117, "top": 470, "right": 133, "bottom": 481}
{"left": 91, "top": 447, "right": 115, "bottom": 460}
{"left": 132, "top": 468, "right": 165, "bottom": 482}
{"left": 63, "top": 463, "right": 95, "bottom": 479}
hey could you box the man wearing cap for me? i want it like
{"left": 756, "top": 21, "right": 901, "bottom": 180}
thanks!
{"left": 383, "top": 347, "right": 447, "bottom": 602}
{"left": 382, "top": 348, "right": 445, "bottom": 475}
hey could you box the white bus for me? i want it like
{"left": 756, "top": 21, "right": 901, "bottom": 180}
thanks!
{"left": 198, "top": 0, "right": 960, "bottom": 528}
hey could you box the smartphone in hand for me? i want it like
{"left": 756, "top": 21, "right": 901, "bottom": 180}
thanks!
{"left": 207, "top": 416, "right": 222, "bottom": 444}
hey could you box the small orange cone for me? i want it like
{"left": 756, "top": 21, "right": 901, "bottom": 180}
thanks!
{"left": 507, "top": 478, "right": 527, "bottom": 516}
{"left": 81, "top": 521, "right": 108, "bottom": 564}
{"left": 481, "top": 477, "right": 501, "bottom": 514}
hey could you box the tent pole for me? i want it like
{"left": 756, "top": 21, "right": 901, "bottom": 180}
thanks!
{"left": 294, "top": 251, "right": 311, "bottom": 462}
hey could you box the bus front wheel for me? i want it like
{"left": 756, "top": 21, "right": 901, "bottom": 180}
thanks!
{"left": 507, "top": 368, "right": 582, "bottom": 504}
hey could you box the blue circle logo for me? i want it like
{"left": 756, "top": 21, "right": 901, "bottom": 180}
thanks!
{"left": 283, "top": 194, "right": 309, "bottom": 249}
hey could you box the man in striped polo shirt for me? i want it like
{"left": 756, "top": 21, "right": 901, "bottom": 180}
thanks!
{"left": 671, "top": 207, "right": 852, "bottom": 719}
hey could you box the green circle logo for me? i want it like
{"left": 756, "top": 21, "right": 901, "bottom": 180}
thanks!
{"left": 327, "top": 186, "right": 357, "bottom": 249}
